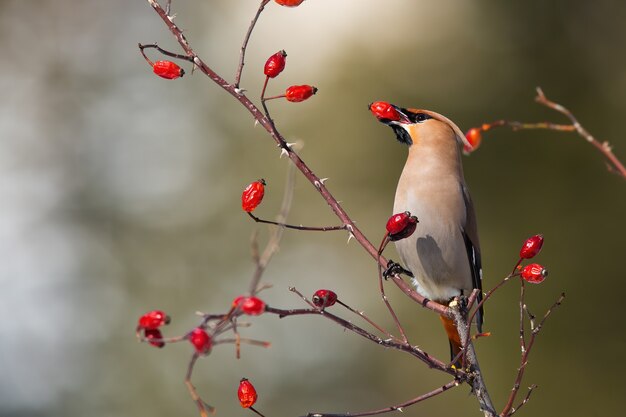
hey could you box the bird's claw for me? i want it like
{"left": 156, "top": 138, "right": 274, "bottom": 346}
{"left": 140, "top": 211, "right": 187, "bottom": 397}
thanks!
{"left": 383, "top": 260, "right": 413, "bottom": 279}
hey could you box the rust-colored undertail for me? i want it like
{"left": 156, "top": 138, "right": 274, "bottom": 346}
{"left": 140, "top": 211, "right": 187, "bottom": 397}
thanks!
{"left": 439, "top": 314, "right": 464, "bottom": 368}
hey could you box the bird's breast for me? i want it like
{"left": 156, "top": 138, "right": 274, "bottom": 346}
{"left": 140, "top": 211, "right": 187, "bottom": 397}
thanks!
{"left": 393, "top": 174, "right": 472, "bottom": 302}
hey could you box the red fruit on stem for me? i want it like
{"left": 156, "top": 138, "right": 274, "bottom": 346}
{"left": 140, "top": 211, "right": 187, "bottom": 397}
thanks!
{"left": 232, "top": 296, "right": 266, "bottom": 315}
{"left": 264, "top": 50, "right": 287, "bottom": 78}
{"left": 238, "top": 378, "right": 258, "bottom": 408}
{"left": 369, "top": 101, "right": 406, "bottom": 122}
{"left": 521, "top": 263, "right": 548, "bottom": 284}
{"left": 189, "top": 328, "right": 212, "bottom": 354}
{"left": 386, "top": 211, "right": 418, "bottom": 241}
{"left": 242, "top": 179, "right": 266, "bottom": 212}
{"left": 275, "top": 0, "right": 305, "bottom": 6}
{"left": 285, "top": 85, "right": 317, "bottom": 102}
{"left": 520, "top": 234, "right": 544, "bottom": 259}
{"left": 138, "top": 310, "right": 170, "bottom": 330}
{"left": 312, "top": 289, "right": 338, "bottom": 308}
{"left": 144, "top": 328, "right": 165, "bottom": 348}
{"left": 464, "top": 128, "right": 482, "bottom": 154}
{"left": 152, "top": 60, "right": 185, "bottom": 79}
{"left": 243, "top": 297, "right": 266, "bottom": 315}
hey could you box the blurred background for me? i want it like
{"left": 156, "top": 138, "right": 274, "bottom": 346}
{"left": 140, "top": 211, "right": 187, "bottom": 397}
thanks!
{"left": 1, "top": 0, "right": 625, "bottom": 416}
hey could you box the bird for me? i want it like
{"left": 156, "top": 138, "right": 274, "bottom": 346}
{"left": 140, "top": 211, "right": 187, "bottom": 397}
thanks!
{"left": 369, "top": 101, "right": 482, "bottom": 367}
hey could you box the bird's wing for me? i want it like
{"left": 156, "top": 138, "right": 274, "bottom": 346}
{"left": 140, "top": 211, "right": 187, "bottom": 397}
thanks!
{"left": 461, "top": 184, "right": 483, "bottom": 332}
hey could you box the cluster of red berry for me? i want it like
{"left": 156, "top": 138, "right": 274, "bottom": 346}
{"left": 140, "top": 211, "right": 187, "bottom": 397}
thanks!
{"left": 518, "top": 234, "right": 548, "bottom": 283}
{"left": 263, "top": 50, "right": 317, "bottom": 102}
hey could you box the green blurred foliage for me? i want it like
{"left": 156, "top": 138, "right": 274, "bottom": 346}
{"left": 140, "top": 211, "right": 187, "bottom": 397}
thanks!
{"left": 1, "top": 1, "right": 625, "bottom": 417}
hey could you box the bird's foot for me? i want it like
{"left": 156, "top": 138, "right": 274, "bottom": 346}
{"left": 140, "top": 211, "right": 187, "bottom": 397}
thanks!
{"left": 383, "top": 260, "right": 413, "bottom": 279}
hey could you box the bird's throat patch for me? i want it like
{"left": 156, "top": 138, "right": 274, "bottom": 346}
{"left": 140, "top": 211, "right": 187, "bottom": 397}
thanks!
{"left": 390, "top": 125, "right": 412, "bottom": 145}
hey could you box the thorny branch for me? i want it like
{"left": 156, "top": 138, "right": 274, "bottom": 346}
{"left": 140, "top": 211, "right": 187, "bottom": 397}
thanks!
{"left": 140, "top": 2, "right": 568, "bottom": 417}
{"left": 143, "top": 0, "right": 450, "bottom": 319}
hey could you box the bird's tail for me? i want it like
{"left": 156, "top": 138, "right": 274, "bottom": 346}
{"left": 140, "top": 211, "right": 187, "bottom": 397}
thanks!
{"left": 439, "top": 314, "right": 463, "bottom": 368}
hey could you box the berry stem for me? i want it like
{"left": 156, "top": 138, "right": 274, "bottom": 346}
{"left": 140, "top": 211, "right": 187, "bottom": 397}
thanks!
{"left": 247, "top": 212, "right": 347, "bottom": 232}
{"left": 234, "top": 0, "right": 271, "bottom": 88}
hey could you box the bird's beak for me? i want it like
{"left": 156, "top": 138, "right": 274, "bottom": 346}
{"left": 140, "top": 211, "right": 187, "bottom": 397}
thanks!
{"left": 369, "top": 101, "right": 412, "bottom": 125}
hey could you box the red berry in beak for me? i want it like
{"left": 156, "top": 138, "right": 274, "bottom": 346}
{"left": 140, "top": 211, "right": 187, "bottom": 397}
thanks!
{"left": 312, "top": 289, "right": 338, "bottom": 307}
{"left": 369, "top": 101, "right": 403, "bottom": 122}
{"left": 520, "top": 234, "right": 544, "bottom": 259}
{"left": 386, "top": 211, "right": 418, "bottom": 241}
{"left": 238, "top": 378, "right": 258, "bottom": 408}
{"left": 521, "top": 263, "right": 548, "bottom": 284}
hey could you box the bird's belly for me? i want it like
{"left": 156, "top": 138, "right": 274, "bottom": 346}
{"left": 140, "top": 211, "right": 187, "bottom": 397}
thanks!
{"left": 393, "top": 202, "right": 471, "bottom": 302}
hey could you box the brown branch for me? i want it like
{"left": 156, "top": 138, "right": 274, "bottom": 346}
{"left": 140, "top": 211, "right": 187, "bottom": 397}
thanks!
{"left": 508, "top": 384, "right": 537, "bottom": 416}
{"left": 303, "top": 380, "right": 460, "bottom": 417}
{"left": 144, "top": 0, "right": 451, "bottom": 319}
{"left": 479, "top": 87, "right": 626, "bottom": 179}
{"left": 234, "top": 0, "right": 271, "bottom": 88}
{"left": 265, "top": 305, "right": 461, "bottom": 378}
{"left": 450, "top": 301, "right": 496, "bottom": 417}
{"left": 534, "top": 87, "right": 626, "bottom": 178}
{"left": 185, "top": 353, "right": 214, "bottom": 416}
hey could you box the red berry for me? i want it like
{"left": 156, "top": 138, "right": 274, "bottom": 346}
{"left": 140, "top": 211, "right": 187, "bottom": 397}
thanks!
{"left": 241, "top": 179, "right": 266, "bottom": 212}
{"left": 463, "top": 128, "right": 482, "bottom": 154}
{"left": 386, "top": 211, "right": 418, "bottom": 241}
{"left": 152, "top": 60, "right": 185, "bottom": 80}
{"left": 189, "top": 328, "right": 212, "bottom": 354}
{"left": 312, "top": 289, "right": 337, "bottom": 308}
{"left": 275, "top": 0, "right": 305, "bottom": 6}
{"left": 520, "top": 234, "right": 544, "bottom": 259}
{"left": 144, "top": 328, "right": 165, "bottom": 348}
{"left": 369, "top": 101, "right": 406, "bottom": 122}
{"left": 521, "top": 263, "right": 548, "bottom": 284}
{"left": 238, "top": 378, "right": 258, "bottom": 408}
{"left": 243, "top": 297, "right": 266, "bottom": 315}
{"left": 232, "top": 295, "right": 246, "bottom": 308}
{"left": 232, "top": 296, "right": 266, "bottom": 315}
{"left": 285, "top": 85, "right": 317, "bottom": 102}
{"left": 138, "top": 310, "right": 170, "bottom": 330}
{"left": 264, "top": 50, "right": 287, "bottom": 78}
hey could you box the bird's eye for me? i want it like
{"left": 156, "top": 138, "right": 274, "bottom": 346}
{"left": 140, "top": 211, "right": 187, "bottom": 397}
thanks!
{"left": 414, "top": 113, "right": 431, "bottom": 123}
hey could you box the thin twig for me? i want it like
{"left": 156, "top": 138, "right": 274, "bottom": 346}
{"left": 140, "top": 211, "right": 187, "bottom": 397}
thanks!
{"left": 265, "top": 305, "right": 460, "bottom": 378}
{"left": 334, "top": 300, "right": 399, "bottom": 343}
{"left": 138, "top": 42, "right": 195, "bottom": 63}
{"left": 248, "top": 163, "right": 296, "bottom": 295}
{"left": 535, "top": 87, "right": 626, "bottom": 178}
{"left": 185, "top": 353, "right": 214, "bottom": 416}
{"left": 500, "top": 293, "right": 565, "bottom": 417}
{"left": 508, "top": 384, "right": 537, "bottom": 417}
{"left": 478, "top": 87, "right": 626, "bottom": 179}
{"left": 248, "top": 212, "right": 347, "bottom": 231}
{"left": 234, "top": 0, "right": 271, "bottom": 88}
{"left": 303, "top": 380, "right": 459, "bottom": 417}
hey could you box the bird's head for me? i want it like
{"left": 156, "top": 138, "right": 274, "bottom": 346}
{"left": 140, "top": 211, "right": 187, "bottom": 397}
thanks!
{"left": 369, "top": 101, "right": 471, "bottom": 150}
